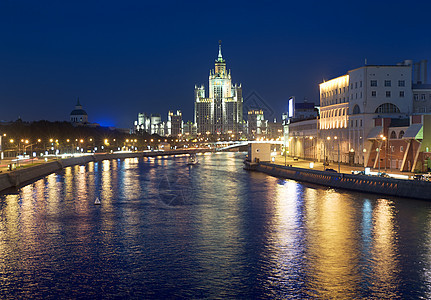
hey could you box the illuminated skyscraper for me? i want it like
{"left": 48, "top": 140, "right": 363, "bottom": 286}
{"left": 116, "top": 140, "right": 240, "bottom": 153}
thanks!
{"left": 194, "top": 42, "right": 243, "bottom": 135}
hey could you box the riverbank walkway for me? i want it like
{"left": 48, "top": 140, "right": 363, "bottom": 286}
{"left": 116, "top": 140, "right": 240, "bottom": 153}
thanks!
{"left": 272, "top": 155, "right": 419, "bottom": 180}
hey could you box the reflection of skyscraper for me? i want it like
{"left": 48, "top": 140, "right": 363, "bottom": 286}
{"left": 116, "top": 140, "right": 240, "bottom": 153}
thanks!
{"left": 194, "top": 42, "right": 243, "bottom": 134}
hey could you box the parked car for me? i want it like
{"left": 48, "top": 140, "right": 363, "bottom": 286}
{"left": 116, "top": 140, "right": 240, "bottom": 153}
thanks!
{"left": 423, "top": 173, "right": 431, "bottom": 181}
{"left": 377, "top": 172, "right": 390, "bottom": 178}
{"left": 325, "top": 168, "right": 337, "bottom": 173}
{"left": 351, "top": 170, "right": 365, "bottom": 175}
{"left": 413, "top": 174, "right": 424, "bottom": 180}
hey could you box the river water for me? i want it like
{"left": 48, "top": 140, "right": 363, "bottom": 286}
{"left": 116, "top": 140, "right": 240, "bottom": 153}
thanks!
{"left": 1, "top": 152, "right": 431, "bottom": 299}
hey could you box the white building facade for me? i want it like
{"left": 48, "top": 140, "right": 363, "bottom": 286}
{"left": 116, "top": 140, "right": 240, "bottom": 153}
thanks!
{"left": 319, "top": 61, "right": 413, "bottom": 166}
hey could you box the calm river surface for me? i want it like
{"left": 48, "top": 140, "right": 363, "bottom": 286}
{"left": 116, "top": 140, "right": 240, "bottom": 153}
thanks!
{"left": 1, "top": 152, "right": 431, "bottom": 299}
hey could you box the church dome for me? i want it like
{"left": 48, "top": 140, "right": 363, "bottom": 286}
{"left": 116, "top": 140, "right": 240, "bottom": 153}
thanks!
{"left": 70, "top": 98, "right": 89, "bottom": 124}
{"left": 70, "top": 108, "right": 88, "bottom": 116}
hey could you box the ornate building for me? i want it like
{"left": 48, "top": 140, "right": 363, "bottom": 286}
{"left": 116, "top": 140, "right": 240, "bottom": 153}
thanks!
{"left": 194, "top": 42, "right": 243, "bottom": 135}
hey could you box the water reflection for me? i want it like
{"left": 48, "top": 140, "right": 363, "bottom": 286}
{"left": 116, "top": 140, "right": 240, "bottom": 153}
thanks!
{"left": 0, "top": 153, "right": 428, "bottom": 298}
{"left": 370, "top": 198, "right": 400, "bottom": 299}
{"left": 261, "top": 180, "right": 305, "bottom": 298}
{"left": 305, "top": 190, "right": 360, "bottom": 298}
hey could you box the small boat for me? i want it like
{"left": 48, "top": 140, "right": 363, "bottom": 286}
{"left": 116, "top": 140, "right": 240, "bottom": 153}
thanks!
{"left": 187, "top": 154, "right": 198, "bottom": 165}
{"left": 94, "top": 197, "right": 101, "bottom": 205}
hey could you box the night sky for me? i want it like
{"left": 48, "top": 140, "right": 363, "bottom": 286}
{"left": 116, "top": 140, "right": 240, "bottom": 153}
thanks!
{"left": 1, "top": 0, "right": 430, "bottom": 128}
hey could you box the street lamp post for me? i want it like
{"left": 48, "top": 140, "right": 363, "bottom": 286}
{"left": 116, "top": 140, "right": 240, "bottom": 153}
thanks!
{"left": 310, "top": 136, "right": 314, "bottom": 162}
{"left": 325, "top": 136, "right": 331, "bottom": 168}
{"left": 377, "top": 134, "right": 386, "bottom": 174}
{"left": 334, "top": 136, "right": 340, "bottom": 173}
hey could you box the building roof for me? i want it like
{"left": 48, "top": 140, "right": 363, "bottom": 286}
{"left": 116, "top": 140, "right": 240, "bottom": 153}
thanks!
{"left": 70, "top": 109, "right": 88, "bottom": 116}
{"left": 367, "top": 126, "right": 383, "bottom": 139}
{"left": 412, "top": 84, "right": 431, "bottom": 90}
{"left": 403, "top": 124, "right": 423, "bottom": 139}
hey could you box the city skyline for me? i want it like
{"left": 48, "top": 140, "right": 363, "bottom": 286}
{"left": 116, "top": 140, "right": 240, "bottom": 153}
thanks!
{"left": 1, "top": 0, "right": 431, "bottom": 128}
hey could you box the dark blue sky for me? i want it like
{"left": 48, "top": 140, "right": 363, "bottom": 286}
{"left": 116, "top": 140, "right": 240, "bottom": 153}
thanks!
{"left": 1, "top": 0, "right": 430, "bottom": 128}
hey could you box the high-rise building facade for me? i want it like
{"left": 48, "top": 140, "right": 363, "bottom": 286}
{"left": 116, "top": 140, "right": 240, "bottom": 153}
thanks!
{"left": 194, "top": 42, "right": 243, "bottom": 135}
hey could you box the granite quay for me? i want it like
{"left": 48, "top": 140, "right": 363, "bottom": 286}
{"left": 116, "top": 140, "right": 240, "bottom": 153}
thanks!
{"left": 245, "top": 154, "right": 431, "bottom": 201}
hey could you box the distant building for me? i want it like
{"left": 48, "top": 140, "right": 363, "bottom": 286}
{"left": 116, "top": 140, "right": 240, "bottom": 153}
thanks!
{"left": 150, "top": 114, "right": 163, "bottom": 135}
{"left": 247, "top": 109, "right": 267, "bottom": 139}
{"left": 70, "top": 98, "right": 88, "bottom": 124}
{"left": 135, "top": 113, "right": 151, "bottom": 133}
{"left": 167, "top": 110, "right": 183, "bottom": 136}
{"left": 267, "top": 119, "right": 283, "bottom": 140}
{"left": 183, "top": 121, "right": 197, "bottom": 137}
{"left": 194, "top": 42, "right": 243, "bottom": 135}
{"left": 412, "top": 61, "right": 431, "bottom": 114}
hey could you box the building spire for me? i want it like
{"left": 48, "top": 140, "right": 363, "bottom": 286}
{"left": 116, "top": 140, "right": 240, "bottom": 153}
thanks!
{"left": 216, "top": 40, "right": 225, "bottom": 63}
{"left": 218, "top": 40, "right": 223, "bottom": 60}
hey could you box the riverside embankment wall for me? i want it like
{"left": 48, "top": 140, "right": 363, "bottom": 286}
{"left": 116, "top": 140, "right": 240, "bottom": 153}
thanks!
{"left": 0, "top": 149, "right": 212, "bottom": 193}
{"left": 250, "top": 162, "right": 431, "bottom": 201}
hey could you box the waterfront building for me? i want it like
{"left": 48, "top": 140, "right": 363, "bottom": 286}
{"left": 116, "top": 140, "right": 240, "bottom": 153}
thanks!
{"left": 319, "top": 60, "right": 413, "bottom": 166}
{"left": 70, "top": 98, "right": 88, "bottom": 124}
{"left": 365, "top": 114, "right": 431, "bottom": 173}
{"left": 288, "top": 118, "right": 319, "bottom": 160}
{"left": 284, "top": 98, "right": 320, "bottom": 160}
{"left": 194, "top": 42, "right": 243, "bottom": 135}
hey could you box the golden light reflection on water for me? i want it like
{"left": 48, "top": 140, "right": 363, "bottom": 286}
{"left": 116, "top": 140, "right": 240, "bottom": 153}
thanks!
{"left": 64, "top": 167, "right": 74, "bottom": 201}
{"left": 0, "top": 153, "right": 426, "bottom": 298}
{"left": 305, "top": 190, "right": 360, "bottom": 299}
{"left": 423, "top": 211, "right": 431, "bottom": 299}
{"left": 262, "top": 180, "right": 302, "bottom": 293}
{"left": 101, "top": 160, "right": 113, "bottom": 202}
{"left": 120, "top": 158, "right": 142, "bottom": 203}
{"left": 369, "top": 198, "right": 400, "bottom": 298}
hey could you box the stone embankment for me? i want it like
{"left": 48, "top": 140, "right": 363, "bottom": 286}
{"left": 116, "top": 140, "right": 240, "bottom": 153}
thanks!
{"left": 0, "top": 149, "right": 211, "bottom": 193}
{"left": 245, "top": 161, "right": 431, "bottom": 201}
